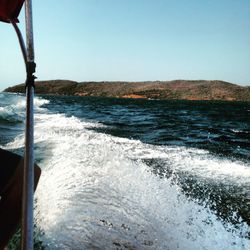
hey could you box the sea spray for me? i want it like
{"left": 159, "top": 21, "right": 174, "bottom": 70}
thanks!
{"left": 1, "top": 93, "right": 249, "bottom": 249}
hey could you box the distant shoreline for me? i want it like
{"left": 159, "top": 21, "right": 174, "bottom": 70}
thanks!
{"left": 4, "top": 80, "right": 250, "bottom": 101}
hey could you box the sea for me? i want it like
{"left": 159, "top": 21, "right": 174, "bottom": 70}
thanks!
{"left": 0, "top": 92, "right": 249, "bottom": 250}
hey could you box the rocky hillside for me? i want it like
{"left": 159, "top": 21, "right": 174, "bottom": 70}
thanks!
{"left": 4, "top": 80, "right": 250, "bottom": 101}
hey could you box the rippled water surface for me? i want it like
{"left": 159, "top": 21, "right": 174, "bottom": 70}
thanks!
{"left": 0, "top": 92, "right": 249, "bottom": 249}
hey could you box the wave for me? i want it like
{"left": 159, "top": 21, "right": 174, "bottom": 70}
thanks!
{"left": 0, "top": 93, "right": 49, "bottom": 124}
{"left": 3, "top": 99, "right": 249, "bottom": 249}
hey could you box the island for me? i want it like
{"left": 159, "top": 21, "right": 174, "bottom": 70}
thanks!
{"left": 4, "top": 80, "right": 250, "bottom": 101}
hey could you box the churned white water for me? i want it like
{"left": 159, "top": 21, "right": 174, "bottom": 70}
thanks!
{"left": 2, "top": 95, "right": 250, "bottom": 249}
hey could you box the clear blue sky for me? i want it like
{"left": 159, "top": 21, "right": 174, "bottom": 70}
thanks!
{"left": 0, "top": 0, "right": 249, "bottom": 90}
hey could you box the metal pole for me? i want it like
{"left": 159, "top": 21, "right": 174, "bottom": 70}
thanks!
{"left": 10, "top": 21, "right": 27, "bottom": 65}
{"left": 25, "top": 0, "right": 35, "bottom": 62}
{"left": 21, "top": 0, "right": 36, "bottom": 249}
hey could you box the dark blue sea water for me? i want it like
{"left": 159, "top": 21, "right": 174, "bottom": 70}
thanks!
{"left": 0, "top": 92, "right": 250, "bottom": 249}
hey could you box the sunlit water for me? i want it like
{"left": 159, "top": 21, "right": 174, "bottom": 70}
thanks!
{"left": 0, "top": 92, "right": 249, "bottom": 249}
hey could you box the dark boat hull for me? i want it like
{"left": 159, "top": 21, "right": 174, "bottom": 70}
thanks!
{"left": 0, "top": 148, "right": 41, "bottom": 248}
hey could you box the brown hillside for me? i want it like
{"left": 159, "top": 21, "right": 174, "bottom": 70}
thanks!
{"left": 4, "top": 80, "right": 250, "bottom": 101}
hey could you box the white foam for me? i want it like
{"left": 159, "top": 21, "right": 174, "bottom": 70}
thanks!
{"left": 131, "top": 144, "right": 250, "bottom": 182}
{"left": 2, "top": 95, "right": 250, "bottom": 249}
{"left": 32, "top": 110, "right": 250, "bottom": 249}
{"left": 0, "top": 93, "right": 49, "bottom": 122}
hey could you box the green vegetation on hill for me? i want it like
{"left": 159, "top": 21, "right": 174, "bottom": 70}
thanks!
{"left": 4, "top": 80, "right": 250, "bottom": 101}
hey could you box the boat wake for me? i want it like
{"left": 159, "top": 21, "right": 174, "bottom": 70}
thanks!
{"left": 2, "top": 95, "right": 250, "bottom": 249}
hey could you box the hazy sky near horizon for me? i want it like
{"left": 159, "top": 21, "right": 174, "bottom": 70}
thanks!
{"left": 0, "top": 0, "right": 249, "bottom": 90}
